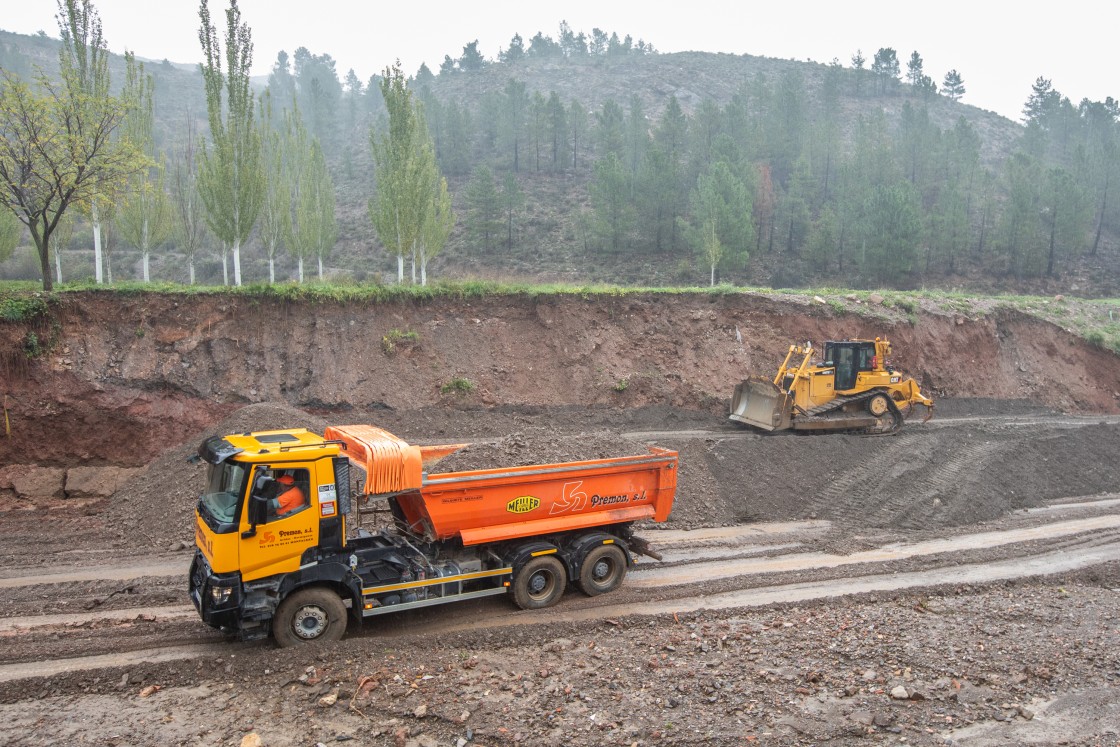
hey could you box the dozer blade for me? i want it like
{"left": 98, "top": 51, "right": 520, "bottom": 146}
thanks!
{"left": 729, "top": 378, "right": 792, "bottom": 431}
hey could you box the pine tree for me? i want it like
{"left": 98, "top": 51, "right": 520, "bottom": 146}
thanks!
{"left": 942, "top": 70, "right": 966, "bottom": 101}
{"left": 465, "top": 165, "right": 502, "bottom": 252}
{"left": 590, "top": 152, "right": 634, "bottom": 251}
{"left": 906, "top": 51, "right": 924, "bottom": 87}
{"left": 500, "top": 172, "right": 523, "bottom": 251}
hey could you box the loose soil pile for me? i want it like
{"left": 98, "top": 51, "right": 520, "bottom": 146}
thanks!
{"left": 431, "top": 429, "right": 646, "bottom": 473}
{"left": 86, "top": 401, "right": 1120, "bottom": 556}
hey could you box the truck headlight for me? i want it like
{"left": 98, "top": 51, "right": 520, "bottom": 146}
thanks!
{"left": 210, "top": 585, "right": 233, "bottom": 605}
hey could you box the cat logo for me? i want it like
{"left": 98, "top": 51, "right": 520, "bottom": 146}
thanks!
{"left": 506, "top": 495, "right": 540, "bottom": 514}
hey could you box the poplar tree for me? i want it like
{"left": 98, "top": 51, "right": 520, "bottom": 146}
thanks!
{"left": 284, "top": 107, "right": 312, "bottom": 281}
{"left": 296, "top": 140, "right": 337, "bottom": 281}
{"left": 257, "top": 92, "right": 290, "bottom": 283}
{"left": 369, "top": 62, "right": 452, "bottom": 284}
{"left": 197, "top": 0, "right": 264, "bottom": 286}
{"left": 170, "top": 113, "right": 207, "bottom": 284}
{"left": 0, "top": 209, "right": 21, "bottom": 265}
{"left": 117, "top": 53, "right": 172, "bottom": 282}
{"left": 50, "top": 213, "right": 74, "bottom": 284}
{"left": 58, "top": 0, "right": 110, "bottom": 284}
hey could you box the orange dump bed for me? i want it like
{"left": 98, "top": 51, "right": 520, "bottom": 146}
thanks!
{"left": 325, "top": 425, "right": 678, "bottom": 547}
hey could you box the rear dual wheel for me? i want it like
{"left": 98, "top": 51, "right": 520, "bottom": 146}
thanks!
{"left": 578, "top": 544, "right": 627, "bottom": 596}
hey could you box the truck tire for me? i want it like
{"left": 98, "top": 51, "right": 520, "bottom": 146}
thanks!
{"left": 273, "top": 587, "right": 347, "bottom": 647}
{"left": 578, "top": 544, "right": 627, "bottom": 596}
{"left": 512, "top": 556, "right": 566, "bottom": 610}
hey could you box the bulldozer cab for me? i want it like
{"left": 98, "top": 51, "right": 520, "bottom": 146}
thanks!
{"left": 822, "top": 341, "right": 877, "bottom": 391}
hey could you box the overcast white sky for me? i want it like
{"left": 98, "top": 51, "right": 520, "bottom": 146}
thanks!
{"left": 4, "top": 1, "right": 1114, "bottom": 122}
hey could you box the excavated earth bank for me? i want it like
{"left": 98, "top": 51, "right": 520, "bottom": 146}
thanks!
{"left": 2, "top": 290, "right": 1120, "bottom": 746}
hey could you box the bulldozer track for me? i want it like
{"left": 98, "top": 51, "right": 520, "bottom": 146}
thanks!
{"left": 864, "top": 436, "right": 1013, "bottom": 530}
{"left": 797, "top": 431, "right": 924, "bottom": 525}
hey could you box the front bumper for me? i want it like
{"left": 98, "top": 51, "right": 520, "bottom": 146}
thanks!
{"left": 189, "top": 551, "right": 242, "bottom": 630}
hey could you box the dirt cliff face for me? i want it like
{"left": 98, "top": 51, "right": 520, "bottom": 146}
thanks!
{"left": 2, "top": 291, "right": 1118, "bottom": 468}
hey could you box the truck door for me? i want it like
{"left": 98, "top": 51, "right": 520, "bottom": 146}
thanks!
{"left": 238, "top": 464, "right": 318, "bottom": 582}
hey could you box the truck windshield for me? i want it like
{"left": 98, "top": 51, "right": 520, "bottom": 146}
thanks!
{"left": 198, "top": 461, "right": 248, "bottom": 533}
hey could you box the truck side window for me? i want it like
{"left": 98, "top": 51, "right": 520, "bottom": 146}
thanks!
{"left": 253, "top": 467, "right": 312, "bottom": 521}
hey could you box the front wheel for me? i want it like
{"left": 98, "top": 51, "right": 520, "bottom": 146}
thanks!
{"left": 273, "top": 587, "right": 347, "bottom": 647}
{"left": 578, "top": 544, "right": 627, "bottom": 596}
{"left": 512, "top": 556, "right": 567, "bottom": 610}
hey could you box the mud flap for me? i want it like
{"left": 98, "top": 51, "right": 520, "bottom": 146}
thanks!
{"left": 729, "top": 378, "right": 791, "bottom": 431}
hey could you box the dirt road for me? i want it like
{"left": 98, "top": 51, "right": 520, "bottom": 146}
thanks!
{"left": 2, "top": 409, "right": 1119, "bottom": 746}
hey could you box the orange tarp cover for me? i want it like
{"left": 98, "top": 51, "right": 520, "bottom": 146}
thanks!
{"left": 324, "top": 425, "right": 425, "bottom": 494}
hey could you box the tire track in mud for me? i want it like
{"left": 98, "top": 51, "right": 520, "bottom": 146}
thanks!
{"left": 3, "top": 514, "right": 1119, "bottom": 683}
{"left": 4, "top": 536, "right": 1117, "bottom": 684}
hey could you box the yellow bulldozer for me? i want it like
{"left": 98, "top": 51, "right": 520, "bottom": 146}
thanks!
{"left": 729, "top": 337, "right": 933, "bottom": 435}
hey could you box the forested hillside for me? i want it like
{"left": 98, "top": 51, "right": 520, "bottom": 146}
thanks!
{"left": 2, "top": 24, "right": 1118, "bottom": 296}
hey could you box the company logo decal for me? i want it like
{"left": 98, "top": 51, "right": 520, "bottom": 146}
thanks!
{"left": 506, "top": 495, "right": 540, "bottom": 514}
{"left": 258, "top": 526, "right": 312, "bottom": 547}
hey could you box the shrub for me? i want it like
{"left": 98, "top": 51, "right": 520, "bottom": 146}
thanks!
{"left": 440, "top": 377, "right": 474, "bottom": 395}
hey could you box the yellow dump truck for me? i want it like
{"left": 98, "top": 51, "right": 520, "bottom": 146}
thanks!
{"left": 190, "top": 424, "right": 678, "bottom": 646}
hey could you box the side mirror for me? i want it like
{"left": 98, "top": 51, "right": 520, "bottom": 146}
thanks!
{"left": 242, "top": 494, "right": 268, "bottom": 538}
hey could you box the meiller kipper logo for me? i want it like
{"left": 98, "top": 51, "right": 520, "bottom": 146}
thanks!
{"left": 507, "top": 495, "right": 540, "bottom": 514}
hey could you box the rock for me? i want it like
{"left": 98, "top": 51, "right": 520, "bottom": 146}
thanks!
{"left": 850, "top": 710, "right": 874, "bottom": 726}
{"left": 239, "top": 735, "right": 263, "bottom": 747}
{"left": 861, "top": 669, "right": 878, "bottom": 681}
{"left": 872, "top": 711, "right": 894, "bottom": 727}
{"left": 64, "top": 466, "right": 142, "bottom": 500}
{"left": 890, "top": 685, "right": 909, "bottom": 700}
{"left": 869, "top": 293, "right": 885, "bottom": 305}
{"left": 1018, "top": 706, "right": 1035, "bottom": 720}
{"left": 2, "top": 465, "right": 66, "bottom": 500}
{"left": 813, "top": 295, "right": 827, "bottom": 305}
{"left": 318, "top": 690, "right": 339, "bottom": 707}
{"left": 413, "top": 703, "right": 427, "bottom": 718}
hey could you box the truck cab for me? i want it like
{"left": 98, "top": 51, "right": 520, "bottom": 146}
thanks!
{"left": 190, "top": 429, "right": 351, "bottom": 641}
